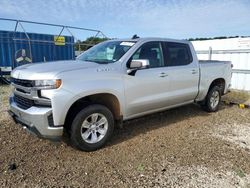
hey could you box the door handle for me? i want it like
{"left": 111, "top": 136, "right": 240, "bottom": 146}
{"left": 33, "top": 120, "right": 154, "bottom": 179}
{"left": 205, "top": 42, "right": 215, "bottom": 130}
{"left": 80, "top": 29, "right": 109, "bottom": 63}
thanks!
{"left": 191, "top": 70, "right": 198, "bottom": 74}
{"left": 159, "top": 72, "right": 168, "bottom": 77}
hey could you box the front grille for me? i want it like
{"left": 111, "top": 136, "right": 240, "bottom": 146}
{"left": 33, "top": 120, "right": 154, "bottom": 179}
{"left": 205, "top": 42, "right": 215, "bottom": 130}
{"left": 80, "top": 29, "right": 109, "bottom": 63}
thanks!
{"left": 11, "top": 78, "right": 34, "bottom": 87}
{"left": 14, "top": 94, "right": 34, "bottom": 110}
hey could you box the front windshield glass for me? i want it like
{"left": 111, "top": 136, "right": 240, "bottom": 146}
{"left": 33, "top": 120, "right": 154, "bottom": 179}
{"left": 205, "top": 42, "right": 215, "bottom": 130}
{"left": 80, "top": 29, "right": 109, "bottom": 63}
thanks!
{"left": 77, "top": 41, "right": 136, "bottom": 64}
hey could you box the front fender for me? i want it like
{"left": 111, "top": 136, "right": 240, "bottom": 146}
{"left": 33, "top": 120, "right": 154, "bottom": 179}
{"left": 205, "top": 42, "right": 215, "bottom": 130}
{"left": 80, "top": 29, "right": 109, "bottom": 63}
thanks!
{"left": 50, "top": 69, "right": 125, "bottom": 125}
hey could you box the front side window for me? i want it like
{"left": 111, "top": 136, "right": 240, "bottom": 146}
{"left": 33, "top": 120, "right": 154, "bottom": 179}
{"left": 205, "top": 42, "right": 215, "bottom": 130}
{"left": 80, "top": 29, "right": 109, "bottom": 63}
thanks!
{"left": 131, "top": 42, "right": 164, "bottom": 68}
{"left": 77, "top": 41, "right": 135, "bottom": 64}
{"left": 164, "top": 42, "right": 192, "bottom": 66}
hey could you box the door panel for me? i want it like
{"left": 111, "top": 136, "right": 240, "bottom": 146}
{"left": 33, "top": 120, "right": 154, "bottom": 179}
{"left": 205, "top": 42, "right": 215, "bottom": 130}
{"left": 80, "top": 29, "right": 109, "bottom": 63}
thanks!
{"left": 124, "top": 41, "right": 170, "bottom": 117}
{"left": 163, "top": 65, "right": 199, "bottom": 106}
{"left": 163, "top": 42, "right": 199, "bottom": 105}
{"left": 124, "top": 67, "right": 170, "bottom": 117}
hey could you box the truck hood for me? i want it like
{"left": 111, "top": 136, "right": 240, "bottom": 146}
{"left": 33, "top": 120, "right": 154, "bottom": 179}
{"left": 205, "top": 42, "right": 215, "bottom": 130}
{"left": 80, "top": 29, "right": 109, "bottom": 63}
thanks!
{"left": 11, "top": 60, "right": 100, "bottom": 80}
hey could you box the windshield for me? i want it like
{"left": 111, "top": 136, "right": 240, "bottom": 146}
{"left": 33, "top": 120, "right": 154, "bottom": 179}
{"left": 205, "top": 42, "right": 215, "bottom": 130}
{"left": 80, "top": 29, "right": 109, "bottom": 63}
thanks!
{"left": 77, "top": 40, "right": 136, "bottom": 64}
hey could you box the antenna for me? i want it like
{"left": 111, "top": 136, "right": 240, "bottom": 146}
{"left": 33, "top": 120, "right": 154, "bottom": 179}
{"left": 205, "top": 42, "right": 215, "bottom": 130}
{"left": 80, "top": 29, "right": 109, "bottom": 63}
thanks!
{"left": 132, "top": 34, "right": 139, "bottom": 39}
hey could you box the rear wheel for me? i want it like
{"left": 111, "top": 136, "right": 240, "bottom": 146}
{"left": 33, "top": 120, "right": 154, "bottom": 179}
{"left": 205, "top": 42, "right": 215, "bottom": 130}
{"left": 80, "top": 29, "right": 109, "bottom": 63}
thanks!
{"left": 70, "top": 104, "right": 114, "bottom": 151}
{"left": 201, "top": 86, "right": 221, "bottom": 112}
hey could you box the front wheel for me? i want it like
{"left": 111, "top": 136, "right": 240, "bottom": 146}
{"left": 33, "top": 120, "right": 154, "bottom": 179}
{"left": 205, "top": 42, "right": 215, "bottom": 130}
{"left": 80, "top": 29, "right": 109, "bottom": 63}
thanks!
{"left": 201, "top": 86, "right": 221, "bottom": 112}
{"left": 70, "top": 104, "right": 114, "bottom": 151}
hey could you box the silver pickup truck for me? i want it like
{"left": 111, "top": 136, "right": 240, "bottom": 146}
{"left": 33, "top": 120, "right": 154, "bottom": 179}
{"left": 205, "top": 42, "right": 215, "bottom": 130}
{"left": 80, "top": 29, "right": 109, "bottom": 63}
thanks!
{"left": 9, "top": 37, "right": 232, "bottom": 151}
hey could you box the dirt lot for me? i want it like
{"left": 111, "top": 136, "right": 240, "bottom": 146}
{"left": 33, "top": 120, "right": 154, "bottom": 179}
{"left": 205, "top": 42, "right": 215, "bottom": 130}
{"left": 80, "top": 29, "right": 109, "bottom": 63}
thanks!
{"left": 1, "top": 85, "right": 250, "bottom": 187}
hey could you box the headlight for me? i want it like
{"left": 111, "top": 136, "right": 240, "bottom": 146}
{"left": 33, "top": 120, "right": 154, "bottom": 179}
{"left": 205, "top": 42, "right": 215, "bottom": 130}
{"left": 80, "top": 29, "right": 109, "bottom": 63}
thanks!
{"left": 34, "top": 79, "right": 62, "bottom": 89}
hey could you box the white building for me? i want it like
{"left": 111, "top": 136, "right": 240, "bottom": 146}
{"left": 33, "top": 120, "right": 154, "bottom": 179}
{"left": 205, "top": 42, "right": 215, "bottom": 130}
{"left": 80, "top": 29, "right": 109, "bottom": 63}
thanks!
{"left": 192, "top": 37, "right": 250, "bottom": 91}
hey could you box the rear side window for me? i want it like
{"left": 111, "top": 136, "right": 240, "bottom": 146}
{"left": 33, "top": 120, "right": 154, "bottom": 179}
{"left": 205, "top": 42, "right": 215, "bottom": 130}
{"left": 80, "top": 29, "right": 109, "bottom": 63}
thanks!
{"left": 164, "top": 42, "right": 192, "bottom": 66}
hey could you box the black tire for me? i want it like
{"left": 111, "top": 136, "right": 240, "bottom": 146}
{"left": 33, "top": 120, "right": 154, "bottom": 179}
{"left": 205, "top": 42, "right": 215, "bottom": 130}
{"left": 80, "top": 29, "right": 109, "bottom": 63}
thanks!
{"left": 70, "top": 104, "right": 114, "bottom": 151}
{"left": 201, "top": 86, "right": 221, "bottom": 112}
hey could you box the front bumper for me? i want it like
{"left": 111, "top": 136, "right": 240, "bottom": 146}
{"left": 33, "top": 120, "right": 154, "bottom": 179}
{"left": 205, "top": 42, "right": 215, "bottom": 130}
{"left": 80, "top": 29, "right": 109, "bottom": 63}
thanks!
{"left": 9, "top": 96, "right": 63, "bottom": 140}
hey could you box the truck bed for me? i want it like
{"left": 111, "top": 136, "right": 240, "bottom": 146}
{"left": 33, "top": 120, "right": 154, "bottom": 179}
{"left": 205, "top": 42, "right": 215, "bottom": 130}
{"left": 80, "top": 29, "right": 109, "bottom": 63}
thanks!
{"left": 195, "top": 60, "right": 232, "bottom": 101}
{"left": 199, "top": 60, "right": 231, "bottom": 64}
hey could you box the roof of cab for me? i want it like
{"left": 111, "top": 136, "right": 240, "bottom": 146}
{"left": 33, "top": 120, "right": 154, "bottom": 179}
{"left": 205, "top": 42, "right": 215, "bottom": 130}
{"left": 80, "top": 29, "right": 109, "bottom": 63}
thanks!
{"left": 110, "top": 37, "right": 190, "bottom": 44}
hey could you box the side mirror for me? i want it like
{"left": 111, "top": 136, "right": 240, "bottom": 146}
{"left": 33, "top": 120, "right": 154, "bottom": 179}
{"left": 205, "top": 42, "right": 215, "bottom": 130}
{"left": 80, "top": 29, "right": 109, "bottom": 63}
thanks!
{"left": 129, "top": 59, "right": 150, "bottom": 69}
{"left": 127, "top": 59, "right": 150, "bottom": 75}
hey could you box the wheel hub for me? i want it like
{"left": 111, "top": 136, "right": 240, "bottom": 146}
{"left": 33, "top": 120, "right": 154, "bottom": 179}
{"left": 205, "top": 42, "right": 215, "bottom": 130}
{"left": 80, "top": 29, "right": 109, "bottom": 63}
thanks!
{"left": 210, "top": 90, "right": 220, "bottom": 109}
{"left": 80, "top": 113, "right": 108, "bottom": 144}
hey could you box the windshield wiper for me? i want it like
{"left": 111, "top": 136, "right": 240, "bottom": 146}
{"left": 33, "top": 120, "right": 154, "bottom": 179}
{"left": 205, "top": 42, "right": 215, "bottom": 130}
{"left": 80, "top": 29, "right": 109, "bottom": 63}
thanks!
{"left": 85, "top": 59, "right": 110, "bottom": 64}
{"left": 77, "top": 58, "right": 111, "bottom": 64}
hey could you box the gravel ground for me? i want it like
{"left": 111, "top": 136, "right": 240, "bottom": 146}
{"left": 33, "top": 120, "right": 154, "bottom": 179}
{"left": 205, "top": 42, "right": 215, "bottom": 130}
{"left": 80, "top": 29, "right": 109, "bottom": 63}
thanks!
{"left": 0, "top": 85, "right": 250, "bottom": 187}
{"left": 222, "top": 90, "right": 250, "bottom": 105}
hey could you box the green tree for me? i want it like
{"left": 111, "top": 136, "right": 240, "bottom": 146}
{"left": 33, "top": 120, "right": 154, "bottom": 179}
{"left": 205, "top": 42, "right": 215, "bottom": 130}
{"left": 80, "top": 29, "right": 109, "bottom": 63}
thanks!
{"left": 75, "top": 37, "right": 109, "bottom": 51}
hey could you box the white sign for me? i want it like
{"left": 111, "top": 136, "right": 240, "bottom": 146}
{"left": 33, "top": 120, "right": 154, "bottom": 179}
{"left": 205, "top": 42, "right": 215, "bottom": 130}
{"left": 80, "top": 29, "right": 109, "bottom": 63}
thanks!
{"left": 120, "top": 41, "right": 135, "bottom": 46}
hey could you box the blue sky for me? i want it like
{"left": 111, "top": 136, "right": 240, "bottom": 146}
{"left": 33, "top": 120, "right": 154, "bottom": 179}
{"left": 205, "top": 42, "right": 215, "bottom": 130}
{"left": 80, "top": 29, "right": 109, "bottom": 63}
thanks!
{"left": 0, "top": 0, "right": 250, "bottom": 40}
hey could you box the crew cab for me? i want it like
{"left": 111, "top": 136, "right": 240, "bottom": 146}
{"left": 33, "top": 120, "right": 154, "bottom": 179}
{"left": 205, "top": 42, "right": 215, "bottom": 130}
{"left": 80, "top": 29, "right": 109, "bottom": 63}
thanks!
{"left": 9, "top": 38, "right": 232, "bottom": 151}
